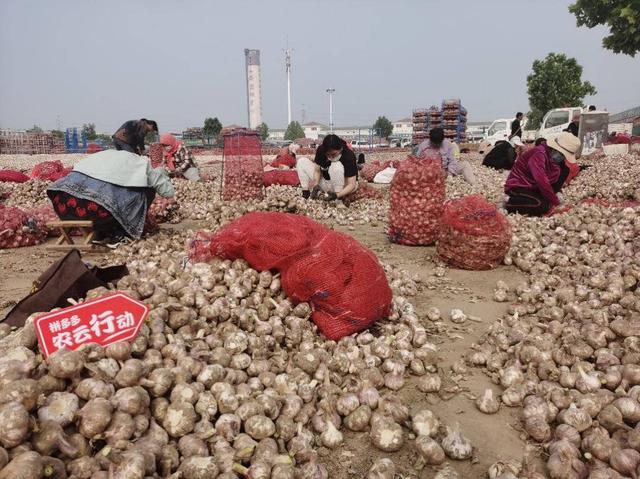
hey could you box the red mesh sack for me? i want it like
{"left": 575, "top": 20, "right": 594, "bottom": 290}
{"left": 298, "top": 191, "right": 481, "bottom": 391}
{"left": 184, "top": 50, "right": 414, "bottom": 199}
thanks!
{"left": 388, "top": 155, "right": 445, "bottom": 245}
{"left": 31, "top": 161, "right": 65, "bottom": 181}
{"left": 0, "top": 206, "right": 47, "bottom": 249}
{"left": 360, "top": 161, "right": 383, "bottom": 182}
{"left": 47, "top": 167, "right": 72, "bottom": 182}
{"left": 188, "top": 212, "right": 392, "bottom": 340}
{"left": 148, "top": 143, "right": 165, "bottom": 168}
{"left": 0, "top": 170, "right": 30, "bottom": 183}
{"left": 344, "top": 182, "right": 383, "bottom": 204}
{"left": 222, "top": 133, "right": 264, "bottom": 201}
{"left": 437, "top": 195, "right": 511, "bottom": 270}
{"left": 270, "top": 153, "right": 296, "bottom": 169}
{"left": 263, "top": 170, "right": 300, "bottom": 187}
{"left": 86, "top": 143, "right": 103, "bottom": 154}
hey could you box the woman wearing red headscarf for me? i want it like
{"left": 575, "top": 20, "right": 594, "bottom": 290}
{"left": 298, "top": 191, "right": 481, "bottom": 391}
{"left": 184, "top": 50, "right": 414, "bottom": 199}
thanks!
{"left": 159, "top": 133, "right": 201, "bottom": 181}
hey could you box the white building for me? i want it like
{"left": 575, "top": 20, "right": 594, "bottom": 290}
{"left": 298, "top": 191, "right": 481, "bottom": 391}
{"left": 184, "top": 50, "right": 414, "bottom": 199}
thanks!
{"left": 392, "top": 118, "right": 412, "bottom": 138}
{"left": 244, "top": 49, "right": 263, "bottom": 129}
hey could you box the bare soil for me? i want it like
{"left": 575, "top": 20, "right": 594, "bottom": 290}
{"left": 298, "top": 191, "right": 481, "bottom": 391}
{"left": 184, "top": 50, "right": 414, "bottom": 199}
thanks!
{"left": 0, "top": 214, "right": 532, "bottom": 477}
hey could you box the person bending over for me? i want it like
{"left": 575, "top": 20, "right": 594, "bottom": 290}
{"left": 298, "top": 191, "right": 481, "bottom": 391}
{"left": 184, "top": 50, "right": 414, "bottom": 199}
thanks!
{"left": 504, "top": 132, "right": 580, "bottom": 216}
{"left": 112, "top": 119, "right": 158, "bottom": 154}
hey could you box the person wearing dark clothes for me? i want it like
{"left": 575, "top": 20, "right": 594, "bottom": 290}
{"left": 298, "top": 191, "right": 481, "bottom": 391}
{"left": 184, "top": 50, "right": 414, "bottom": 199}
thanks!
{"left": 588, "top": 105, "right": 596, "bottom": 112}
{"left": 112, "top": 119, "right": 158, "bottom": 154}
{"left": 509, "top": 112, "right": 524, "bottom": 141}
{"left": 482, "top": 140, "right": 517, "bottom": 170}
{"left": 357, "top": 153, "right": 366, "bottom": 171}
{"left": 296, "top": 134, "right": 358, "bottom": 200}
{"left": 564, "top": 113, "right": 580, "bottom": 137}
{"left": 504, "top": 132, "right": 580, "bottom": 216}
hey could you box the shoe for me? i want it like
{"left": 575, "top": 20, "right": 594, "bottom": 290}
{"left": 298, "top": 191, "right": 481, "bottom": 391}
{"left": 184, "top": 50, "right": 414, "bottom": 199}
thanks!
{"left": 106, "top": 236, "right": 131, "bottom": 249}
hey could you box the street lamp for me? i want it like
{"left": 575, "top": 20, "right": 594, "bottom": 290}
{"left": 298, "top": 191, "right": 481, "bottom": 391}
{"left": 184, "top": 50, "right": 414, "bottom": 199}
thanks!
{"left": 326, "top": 88, "right": 335, "bottom": 133}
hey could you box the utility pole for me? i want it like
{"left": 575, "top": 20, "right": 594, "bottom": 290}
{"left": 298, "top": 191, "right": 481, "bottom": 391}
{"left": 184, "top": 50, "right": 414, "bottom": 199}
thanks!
{"left": 284, "top": 47, "right": 292, "bottom": 126}
{"left": 301, "top": 104, "right": 306, "bottom": 125}
{"left": 56, "top": 115, "right": 62, "bottom": 131}
{"left": 326, "top": 88, "right": 335, "bottom": 133}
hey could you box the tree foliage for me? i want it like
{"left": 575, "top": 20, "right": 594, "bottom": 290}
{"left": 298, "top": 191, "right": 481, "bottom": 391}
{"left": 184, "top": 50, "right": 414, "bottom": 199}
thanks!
{"left": 570, "top": 0, "right": 640, "bottom": 56}
{"left": 373, "top": 116, "right": 394, "bottom": 139}
{"left": 82, "top": 123, "right": 97, "bottom": 140}
{"left": 203, "top": 117, "right": 222, "bottom": 144}
{"left": 27, "top": 125, "right": 43, "bottom": 133}
{"left": 526, "top": 53, "right": 597, "bottom": 129}
{"left": 284, "top": 121, "right": 305, "bottom": 141}
{"left": 257, "top": 122, "right": 269, "bottom": 141}
{"left": 51, "top": 129, "right": 65, "bottom": 139}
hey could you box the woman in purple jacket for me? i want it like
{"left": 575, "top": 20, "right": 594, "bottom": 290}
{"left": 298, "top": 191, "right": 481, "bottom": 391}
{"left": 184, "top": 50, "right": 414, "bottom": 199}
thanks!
{"left": 504, "top": 132, "right": 580, "bottom": 216}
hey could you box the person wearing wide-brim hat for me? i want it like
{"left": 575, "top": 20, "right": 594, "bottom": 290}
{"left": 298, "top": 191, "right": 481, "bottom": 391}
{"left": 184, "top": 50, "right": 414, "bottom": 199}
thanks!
{"left": 504, "top": 132, "right": 581, "bottom": 216}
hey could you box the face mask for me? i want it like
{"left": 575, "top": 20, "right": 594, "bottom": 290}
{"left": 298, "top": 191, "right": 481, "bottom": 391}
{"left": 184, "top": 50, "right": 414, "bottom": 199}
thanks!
{"left": 326, "top": 152, "right": 342, "bottom": 162}
{"left": 550, "top": 150, "right": 565, "bottom": 164}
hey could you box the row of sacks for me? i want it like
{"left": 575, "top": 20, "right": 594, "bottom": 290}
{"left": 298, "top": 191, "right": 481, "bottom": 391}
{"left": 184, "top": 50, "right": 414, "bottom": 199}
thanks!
{"left": 388, "top": 155, "right": 512, "bottom": 270}
{"left": 0, "top": 160, "right": 72, "bottom": 183}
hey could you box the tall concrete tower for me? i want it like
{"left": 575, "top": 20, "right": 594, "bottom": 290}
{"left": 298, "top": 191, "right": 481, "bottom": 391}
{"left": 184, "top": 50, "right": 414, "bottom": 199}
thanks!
{"left": 244, "top": 49, "right": 263, "bottom": 129}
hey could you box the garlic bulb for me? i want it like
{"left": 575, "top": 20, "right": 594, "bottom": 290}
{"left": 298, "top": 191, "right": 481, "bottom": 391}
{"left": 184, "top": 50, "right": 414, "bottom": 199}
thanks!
{"left": 414, "top": 435, "right": 445, "bottom": 466}
{"left": 411, "top": 409, "right": 440, "bottom": 438}
{"left": 476, "top": 389, "right": 500, "bottom": 414}
{"left": 441, "top": 423, "right": 473, "bottom": 460}
{"left": 417, "top": 373, "right": 441, "bottom": 393}
{"left": 450, "top": 309, "right": 467, "bottom": 324}
{"left": 487, "top": 460, "right": 521, "bottom": 479}
{"left": 434, "top": 464, "right": 460, "bottom": 479}
{"left": 320, "top": 420, "right": 343, "bottom": 449}
{"left": 370, "top": 415, "right": 404, "bottom": 452}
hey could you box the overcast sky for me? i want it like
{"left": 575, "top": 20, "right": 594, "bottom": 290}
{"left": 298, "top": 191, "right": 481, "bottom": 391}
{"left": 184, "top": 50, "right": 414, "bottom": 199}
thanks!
{"left": 1, "top": 0, "right": 639, "bottom": 133}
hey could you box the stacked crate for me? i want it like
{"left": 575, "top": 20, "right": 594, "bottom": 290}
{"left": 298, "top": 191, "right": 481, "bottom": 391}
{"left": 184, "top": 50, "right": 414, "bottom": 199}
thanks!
{"left": 412, "top": 109, "right": 428, "bottom": 147}
{"left": 441, "top": 99, "right": 467, "bottom": 143}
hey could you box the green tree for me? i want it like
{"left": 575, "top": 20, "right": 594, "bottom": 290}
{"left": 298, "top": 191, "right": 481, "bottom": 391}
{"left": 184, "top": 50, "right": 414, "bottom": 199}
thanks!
{"left": 95, "top": 133, "right": 113, "bottom": 146}
{"left": 203, "top": 117, "right": 222, "bottom": 145}
{"left": 373, "top": 116, "right": 393, "bottom": 139}
{"left": 82, "top": 123, "right": 97, "bottom": 140}
{"left": 257, "top": 122, "right": 269, "bottom": 141}
{"left": 27, "top": 125, "right": 43, "bottom": 133}
{"left": 570, "top": 1, "right": 640, "bottom": 56}
{"left": 284, "top": 121, "right": 305, "bottom": 141}
{"left": 51, "top": 129, "right": 65, "bottom": 139}
{"left": 526, "top": 53, "right": 597, "bottom": 129}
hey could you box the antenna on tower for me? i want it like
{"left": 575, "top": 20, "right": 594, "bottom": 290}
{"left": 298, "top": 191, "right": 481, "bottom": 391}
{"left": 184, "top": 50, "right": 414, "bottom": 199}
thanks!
{"left": 284, "top": 43, "right": 292, "bottom": 125}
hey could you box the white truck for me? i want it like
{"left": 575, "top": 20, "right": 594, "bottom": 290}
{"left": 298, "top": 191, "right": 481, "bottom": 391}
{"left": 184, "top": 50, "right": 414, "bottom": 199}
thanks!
{"left": 536, "top": 107, "right": 584, "bottom": 142}
{"left": 484, "top": 117, "right": 529, "bottom": 145}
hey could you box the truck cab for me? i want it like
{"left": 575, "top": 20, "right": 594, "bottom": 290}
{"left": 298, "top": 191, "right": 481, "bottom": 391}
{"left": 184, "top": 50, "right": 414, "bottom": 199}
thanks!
{"left": 537, "top": 107, "right": 585, "bottom": 141}
{"left": 485, "top": 119, "right": 517, "bottom": 145}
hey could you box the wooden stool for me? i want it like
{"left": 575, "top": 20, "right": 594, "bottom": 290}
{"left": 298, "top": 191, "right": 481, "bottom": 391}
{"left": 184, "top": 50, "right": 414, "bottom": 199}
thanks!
{"left": 46, "top": 220, "right": 99, "bottom": 251}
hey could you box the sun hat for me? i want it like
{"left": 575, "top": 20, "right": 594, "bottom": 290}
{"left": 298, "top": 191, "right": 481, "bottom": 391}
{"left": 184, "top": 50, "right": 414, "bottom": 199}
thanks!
{"left": 547, "top": 132, "right": 581, "bottom": 164}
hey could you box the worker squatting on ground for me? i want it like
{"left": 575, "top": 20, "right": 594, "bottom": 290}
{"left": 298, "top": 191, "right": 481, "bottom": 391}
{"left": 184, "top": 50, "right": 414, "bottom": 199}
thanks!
{"left": 414, "top": 128, "right": 477, "bottom": 185}
{"left": 46, "top": 150, "right": 175, "bottom": 248}
{"left": 504, "top": 132, "right": 581, "bottom": 217}
{"left": 112, "top": 119, "right": 158, "bottom": 154}
{"left": 159, "top": 133, "right": 201, "bottom": 181}
{"left": 296, "top": 134, "right": 358, "bottom": 201}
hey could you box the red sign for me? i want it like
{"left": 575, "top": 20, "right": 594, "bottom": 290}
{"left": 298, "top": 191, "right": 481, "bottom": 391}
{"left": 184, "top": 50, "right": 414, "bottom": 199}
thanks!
{"left": 35, "top": 293, "right": 149, "bottom": 358}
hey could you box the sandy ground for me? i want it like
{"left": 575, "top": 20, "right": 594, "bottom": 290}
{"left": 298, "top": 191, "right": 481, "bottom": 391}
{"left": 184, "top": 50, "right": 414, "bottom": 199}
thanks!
{"left": 0, "top": 214, "right": 531, "bottom": 478}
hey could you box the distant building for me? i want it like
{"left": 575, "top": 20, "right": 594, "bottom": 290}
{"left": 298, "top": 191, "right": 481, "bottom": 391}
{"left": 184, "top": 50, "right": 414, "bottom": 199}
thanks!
{"left": 268, "top": 121, "right": 395, "bottom": 142}
{"left": 244, "top": 49, "right": 263, "bottom": 129}
{"left": 392, "top": 118, "right": 412, "bottom": 138}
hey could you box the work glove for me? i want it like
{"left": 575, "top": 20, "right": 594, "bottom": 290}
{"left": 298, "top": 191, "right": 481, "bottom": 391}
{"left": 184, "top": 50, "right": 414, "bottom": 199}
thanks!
{"left": 310, "top": 185, "right": 322, "bottom": 200}
{"left": 323, "top": 192, "right": 338, "bottom": 202}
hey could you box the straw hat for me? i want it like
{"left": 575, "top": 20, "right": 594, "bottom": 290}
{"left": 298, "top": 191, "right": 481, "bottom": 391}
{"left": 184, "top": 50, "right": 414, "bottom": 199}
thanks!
{"left": 547, "top": 132, "right": 581, "bottom": 163}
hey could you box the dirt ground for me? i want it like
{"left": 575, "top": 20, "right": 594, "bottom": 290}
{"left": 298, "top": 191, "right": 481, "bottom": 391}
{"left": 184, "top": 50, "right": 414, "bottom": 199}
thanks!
{"left": 0, "top": 212, "right": 532, "bottom": 477}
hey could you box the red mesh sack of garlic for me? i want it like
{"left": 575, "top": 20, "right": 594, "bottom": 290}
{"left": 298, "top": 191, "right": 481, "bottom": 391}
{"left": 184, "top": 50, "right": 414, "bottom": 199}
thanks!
{"left": 388, "top": 155, "right": 445, "bottom": 245}
{"left": 188, "top": 212, "right": 392, "bottom": 340}
{"left": 0, "top": 170, "right": 30, "bottom": 183}
{"left": 0, "top": 206, "right": 47, "bottom": 249}
{"left": 436, "top": 195, "right": 511, "bottom": 270}
{"left": 222, "top": 132, "right": 264, "bottom": 201}
{"left": 30, "top": 160, "right": 65, "bottom": 181}
{"left": 344, "top": 182, "right": 384, "bottom": 204}
{"left": 263, "top": 170, "right": 300, "bottom": 187}
{"left": 360, "top": 161, "right": 384, "bottom": 182}
{"left": 148, "top": 143, "right": 165, "bottom": 168}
